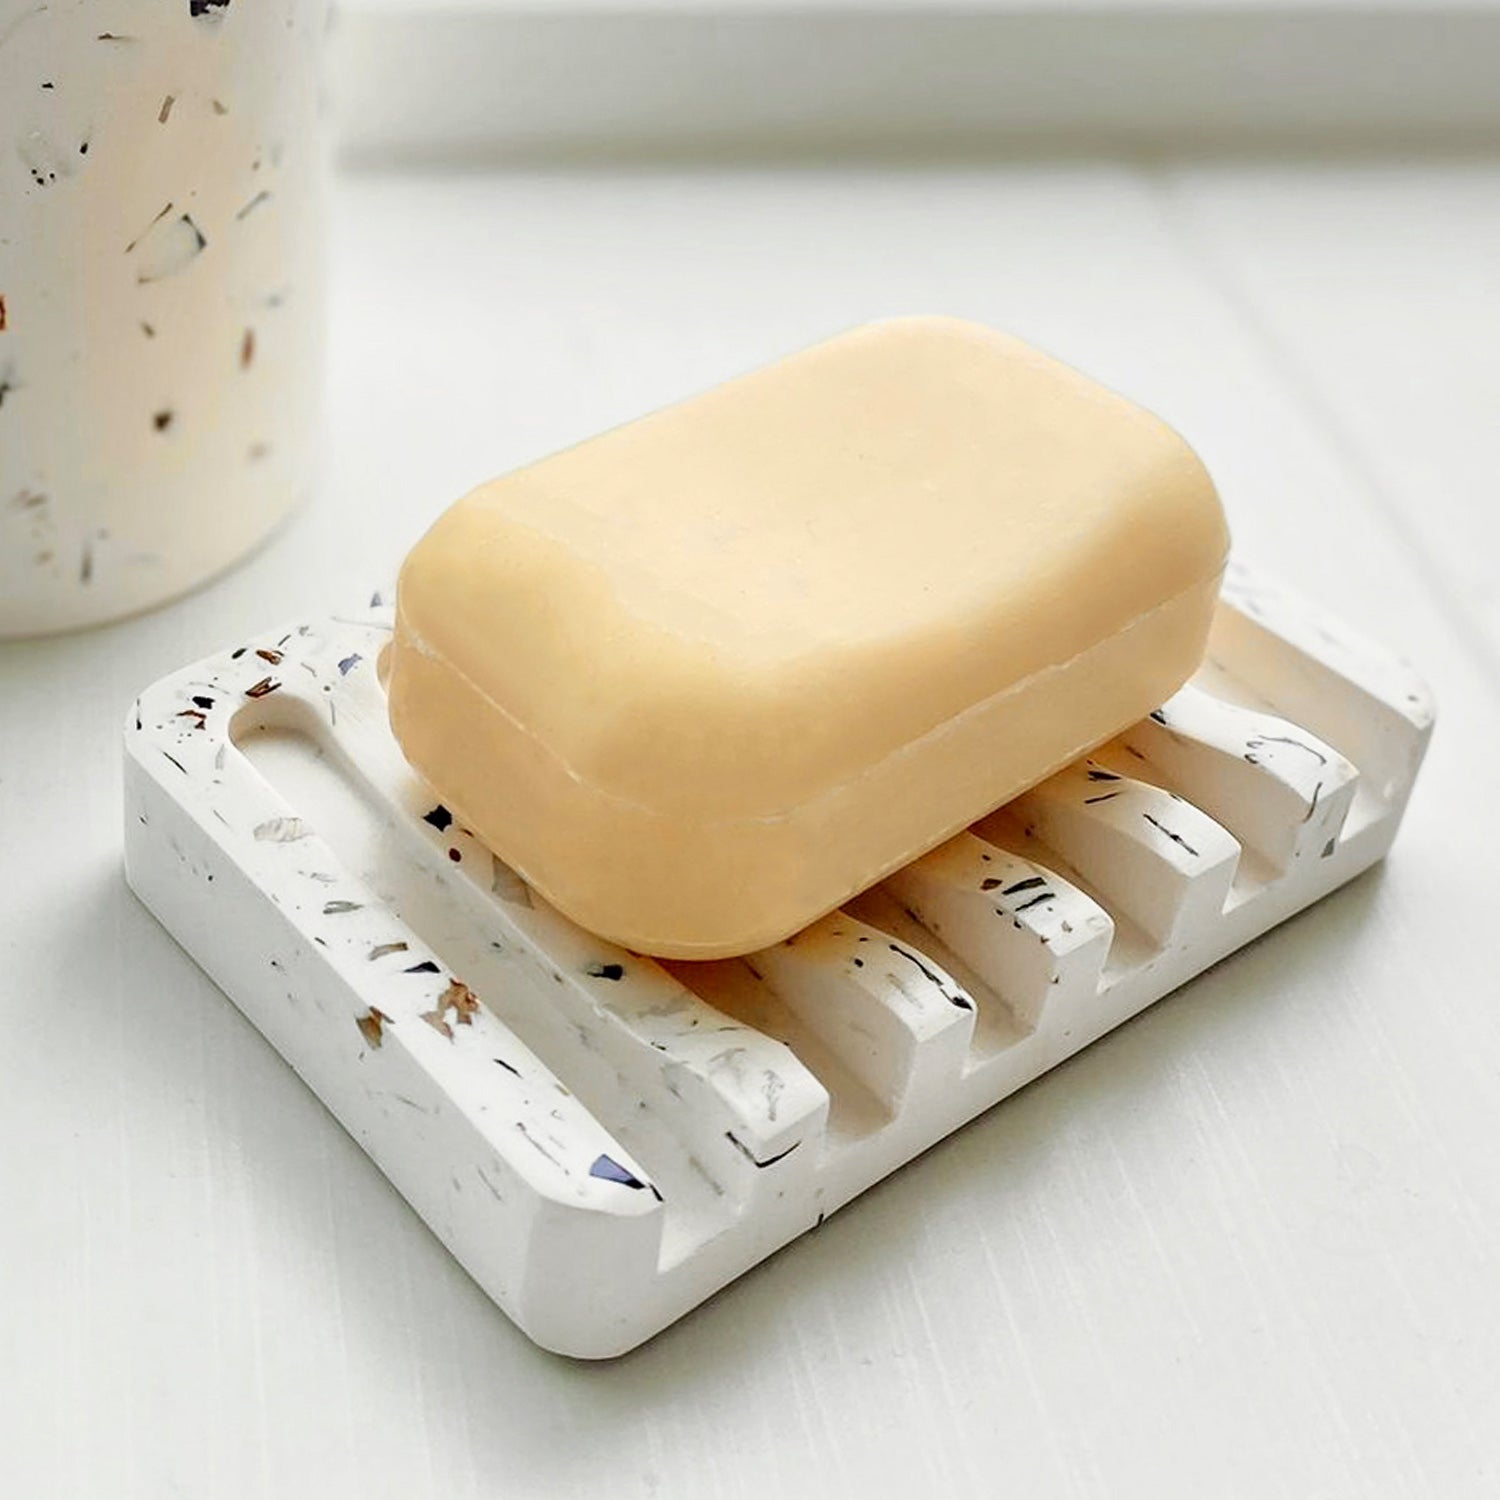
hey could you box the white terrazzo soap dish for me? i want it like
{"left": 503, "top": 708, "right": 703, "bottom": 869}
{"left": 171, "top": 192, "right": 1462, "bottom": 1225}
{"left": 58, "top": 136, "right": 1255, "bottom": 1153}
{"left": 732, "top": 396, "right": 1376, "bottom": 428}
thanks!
{"left": 123, "top": 561, "right": 1432, "bottom": 1358}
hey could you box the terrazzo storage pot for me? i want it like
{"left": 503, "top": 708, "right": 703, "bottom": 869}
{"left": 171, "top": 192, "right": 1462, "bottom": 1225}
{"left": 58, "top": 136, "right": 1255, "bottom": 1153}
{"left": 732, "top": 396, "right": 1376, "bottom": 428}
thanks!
{"left": 0, "top": 0, "right": 328, "bottom": 636}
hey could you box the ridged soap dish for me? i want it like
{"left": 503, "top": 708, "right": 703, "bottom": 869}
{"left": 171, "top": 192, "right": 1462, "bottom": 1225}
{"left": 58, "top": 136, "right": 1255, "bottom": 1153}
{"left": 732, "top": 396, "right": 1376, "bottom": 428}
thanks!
{"left": 123, "top": 561, "right": 1432, "bottom": 1357}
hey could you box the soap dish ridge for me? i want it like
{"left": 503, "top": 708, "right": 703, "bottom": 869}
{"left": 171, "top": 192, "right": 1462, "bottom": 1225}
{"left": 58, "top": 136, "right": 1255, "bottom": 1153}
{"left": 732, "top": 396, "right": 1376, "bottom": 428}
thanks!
{"left": 123, "top": 561, "right": 1433, "bottom": 1357}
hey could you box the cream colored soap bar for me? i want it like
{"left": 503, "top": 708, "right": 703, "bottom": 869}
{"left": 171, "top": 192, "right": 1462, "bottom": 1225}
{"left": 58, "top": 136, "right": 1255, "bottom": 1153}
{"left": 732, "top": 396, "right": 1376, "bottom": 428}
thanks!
{"left": 389, "top": 317, "right": 1230, "bottom": 959}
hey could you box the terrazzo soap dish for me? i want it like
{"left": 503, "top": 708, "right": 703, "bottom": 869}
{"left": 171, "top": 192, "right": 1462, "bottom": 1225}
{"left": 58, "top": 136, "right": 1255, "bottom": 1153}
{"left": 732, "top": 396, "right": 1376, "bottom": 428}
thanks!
{"left": 124, "top": 321, "right": 1432, "bottom": 1357}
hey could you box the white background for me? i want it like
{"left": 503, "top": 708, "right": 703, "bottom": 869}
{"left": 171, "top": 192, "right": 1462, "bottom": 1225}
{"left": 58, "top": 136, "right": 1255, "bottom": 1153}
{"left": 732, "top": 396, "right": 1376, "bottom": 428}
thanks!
{"left": 3, "top": 156, "right": 1500, "bottom": 1494}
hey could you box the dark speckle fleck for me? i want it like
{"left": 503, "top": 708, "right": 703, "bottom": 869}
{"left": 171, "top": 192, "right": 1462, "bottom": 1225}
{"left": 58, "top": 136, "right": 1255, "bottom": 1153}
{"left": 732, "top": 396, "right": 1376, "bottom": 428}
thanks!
{"left": 726, "top": 1134, "right": 801, "bottom": 1169}
{"left": 244, "top": 676, "right": 279, "bottom": 698}
{"left": 586, "top": 962, "right": 625, "bottom": 981}
{"left": 255, "top": 646, "right": 283, "bottom": 664}
{"left": 191, "top": 694, "right": 214, "bottom": 709}
{"left": 240, "top": 327, "right": 255, "bottom": 368}
{"left": 448, "top": 847, "right": 461, "bottom": 863}
{"left": 337, "top": 653, "right": 362, "bottom": 675}
{"left": 494, "top": 1056, "right": 521, "bottom": 1077}
{"left": 1002, "top": 876, "right": 1046, "bottom": 896}
{"left": 1247, "top": 734, "right": 1328, "bottom": 765}
{"left": 153, "top": 409, "right": 173, "bottom": 432}
{"left": 322, "top": 899, "right": 362, "bottom": 915}
{"left": 190, "top": 0, "right": 232, "bottom": 17}
{"left": 368, "top": 941, "right": 408, "bottom": 960}
{"left": 132, "top": 212, "right": 206, "bottom": 282}
{"left": 235, "top": 189, "right": 271, "bottom": 221}
{"left": 124, "top": 201, "right": 173, "bottom": 254}
{"left": 423, "top": 805, "right": 453, "bottom": 831}
{"left": 421, "top": 978, "right": 479, "bottom": 1038}
{"left": 1142, "top": 811, "right": 1200, "bottom": 859}
{"left": 440, "top": 978, "right": 478, "bottom": 1024}
{"left": 886, "top": 942, "right": 950, "bottom": 995}
{"left": 1014, "top": 891, "right": 1056, "bottom": 912}
{"left": 403, "top": 959, "right": 440, "bottom": 975}
{"left": 1322, "top": 838, "right": 1337, "bottom": 859}
{"left": 590, "top": 1153, "right": 660, "bottom": 1199}
{"left": 355, "top": 1007, "right": 390, "bottom": 1049}
{"left": 139, "top": 214, "right": 208, "bottom": 279}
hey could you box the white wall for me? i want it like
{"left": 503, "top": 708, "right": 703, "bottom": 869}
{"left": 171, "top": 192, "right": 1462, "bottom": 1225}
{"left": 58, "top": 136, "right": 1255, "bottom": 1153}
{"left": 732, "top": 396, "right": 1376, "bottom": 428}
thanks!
{"left": 331, "top": 0, "right": 1500, "bottom": 161}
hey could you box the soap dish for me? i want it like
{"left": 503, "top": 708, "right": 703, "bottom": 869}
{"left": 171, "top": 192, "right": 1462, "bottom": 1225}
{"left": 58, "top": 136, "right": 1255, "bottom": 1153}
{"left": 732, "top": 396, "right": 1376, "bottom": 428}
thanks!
{"left": 123, "top": 561, "right": 1432, "bottom": 1357}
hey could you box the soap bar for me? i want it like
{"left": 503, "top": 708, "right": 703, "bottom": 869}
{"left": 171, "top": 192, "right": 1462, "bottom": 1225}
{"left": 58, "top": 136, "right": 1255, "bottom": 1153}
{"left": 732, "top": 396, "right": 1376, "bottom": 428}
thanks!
{"left": 389, "top": 317, "right": 1230, "bottom": 959}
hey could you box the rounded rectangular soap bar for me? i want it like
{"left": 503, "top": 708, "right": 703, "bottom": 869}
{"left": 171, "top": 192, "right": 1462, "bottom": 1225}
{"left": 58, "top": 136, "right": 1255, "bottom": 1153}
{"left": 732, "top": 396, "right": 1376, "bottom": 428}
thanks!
{"left": 389, "top": 317, "right": 1229, "bottom": 959}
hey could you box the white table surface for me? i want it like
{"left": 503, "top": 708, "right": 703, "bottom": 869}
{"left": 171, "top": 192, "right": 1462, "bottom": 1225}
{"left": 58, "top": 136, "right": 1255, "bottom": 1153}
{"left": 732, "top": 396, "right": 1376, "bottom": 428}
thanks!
{"left": 3, "top": 159, "right": 1498, "bottom": 1498}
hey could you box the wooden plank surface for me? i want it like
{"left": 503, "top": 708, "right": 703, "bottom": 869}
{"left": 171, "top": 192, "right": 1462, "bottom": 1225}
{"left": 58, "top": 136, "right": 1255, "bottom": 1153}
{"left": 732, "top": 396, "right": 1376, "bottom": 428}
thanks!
{"left": 1, "top": 160, "right": 1497, "bottom": 1497}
